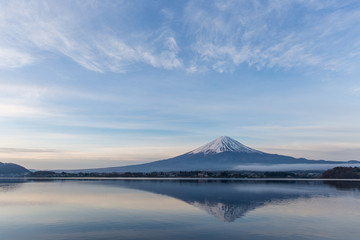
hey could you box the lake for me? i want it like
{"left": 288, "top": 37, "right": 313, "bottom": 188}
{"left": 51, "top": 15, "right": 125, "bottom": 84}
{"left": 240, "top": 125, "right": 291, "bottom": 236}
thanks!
{"left": 0, "top": 179, "right": 360, "bottom": 240}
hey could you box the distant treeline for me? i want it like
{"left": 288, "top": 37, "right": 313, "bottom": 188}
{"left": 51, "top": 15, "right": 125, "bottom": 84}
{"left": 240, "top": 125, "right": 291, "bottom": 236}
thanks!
{"left": 27, "top": 170, "right": 322, "bottom": 178}
{"left": 321, "top": 167, "right": 360, "bottom": 179}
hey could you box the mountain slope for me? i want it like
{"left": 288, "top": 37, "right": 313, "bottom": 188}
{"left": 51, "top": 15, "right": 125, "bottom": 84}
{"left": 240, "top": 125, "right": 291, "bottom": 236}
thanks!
{"left": 72, "top": 136, "right": 358, "bottom": 173}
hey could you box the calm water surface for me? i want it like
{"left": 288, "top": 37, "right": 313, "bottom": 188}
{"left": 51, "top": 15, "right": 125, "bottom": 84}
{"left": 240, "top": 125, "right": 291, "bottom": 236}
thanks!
{"left": 0, "top": 179, "right": 360, "bottom": 240}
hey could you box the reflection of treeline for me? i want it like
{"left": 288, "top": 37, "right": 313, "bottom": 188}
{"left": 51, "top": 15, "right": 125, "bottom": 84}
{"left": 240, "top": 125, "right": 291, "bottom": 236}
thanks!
{"left": 321, "top": 167, "right": 360, "bottom": 179}
{"left": 324, "top": 180, "right": 360, "bottom": 190}
{"left": 26, "top": 170, "right": 322, "bottom": 178}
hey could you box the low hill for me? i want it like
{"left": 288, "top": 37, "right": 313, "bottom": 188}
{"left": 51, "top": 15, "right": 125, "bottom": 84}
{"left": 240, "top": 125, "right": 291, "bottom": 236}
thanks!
{"left": 0, "top": 162, "right": 30, "bottom": 176}
{"left": 321, "top": 167, "right": 360, "bottom": 179}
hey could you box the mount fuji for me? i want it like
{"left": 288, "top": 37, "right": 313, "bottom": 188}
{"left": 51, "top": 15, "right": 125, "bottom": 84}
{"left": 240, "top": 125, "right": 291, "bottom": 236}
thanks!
{"left": 72, "top": 136, "right": 359, "bottom": 173}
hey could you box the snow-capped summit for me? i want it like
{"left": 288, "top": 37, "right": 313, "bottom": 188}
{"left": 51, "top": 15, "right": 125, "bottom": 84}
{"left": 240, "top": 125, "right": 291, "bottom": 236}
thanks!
{"left": 189, "top": 136, "right": 261, "bottom": 155}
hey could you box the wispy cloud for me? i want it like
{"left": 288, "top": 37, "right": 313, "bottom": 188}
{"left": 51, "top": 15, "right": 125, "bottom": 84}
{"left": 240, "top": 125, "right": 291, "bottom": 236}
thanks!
{"left": 184, "top": 0, "right": 360, "bottom": 72}
{"left": 0, "top": 47, "right": 35, "bottom": 69}
{"left": 0, "top": 148, "right": 58, "bottom": 153}
{"left": 351, "top": 87, "right": 360, "bottom": 94}
{"left": 0, "top": 83, "right": 57, "bottom": 118}
{"left": 1, "top": 1, "right": 360, "bottom": 73}
{"left": 0, "top": 103, "right": 44, "bottom": 117}
{"left": 94, "top": 34, "right": 182, "bottom": 72}
{"left": 0, "top": 1, "right": 182, "bottom": 72}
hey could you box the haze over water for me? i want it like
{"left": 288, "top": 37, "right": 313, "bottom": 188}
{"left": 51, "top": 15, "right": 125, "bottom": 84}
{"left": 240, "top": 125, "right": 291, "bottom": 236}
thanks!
{"left": 1, "top": 179, "right": 359, "bottom": 240}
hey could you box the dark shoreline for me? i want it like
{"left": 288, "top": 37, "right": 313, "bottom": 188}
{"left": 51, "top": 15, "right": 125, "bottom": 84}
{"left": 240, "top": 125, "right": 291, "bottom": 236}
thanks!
{"left": 2, "top": 177, "right": 360, "bottom": 182}
{"left": 3, "top": 167, "right": 359, "bottom": 180}
{"left": 23, "top": 170, "right": 323, "bottom": 178}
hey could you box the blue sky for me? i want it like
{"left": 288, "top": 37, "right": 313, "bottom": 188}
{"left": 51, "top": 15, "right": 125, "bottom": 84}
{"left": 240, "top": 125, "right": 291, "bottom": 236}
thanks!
{"left": 1, "top": 0, "right": 360, "bottom": 169}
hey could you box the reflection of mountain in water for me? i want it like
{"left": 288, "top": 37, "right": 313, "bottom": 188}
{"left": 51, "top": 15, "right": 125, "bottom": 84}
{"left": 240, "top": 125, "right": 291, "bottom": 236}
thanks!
{"left": 2, "top": 179, "right": 358, "bottom": 222}
{"left": 108, "top": 180, "right": 348, "bottom": 222}
{"left": 191, "top": 201, "right": 259, "bottom": 222}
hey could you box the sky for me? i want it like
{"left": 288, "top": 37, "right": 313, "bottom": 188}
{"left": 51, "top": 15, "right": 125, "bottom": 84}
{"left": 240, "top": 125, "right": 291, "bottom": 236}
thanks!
{"left": 1, "top": 0, "right": 360, "bottom": 169}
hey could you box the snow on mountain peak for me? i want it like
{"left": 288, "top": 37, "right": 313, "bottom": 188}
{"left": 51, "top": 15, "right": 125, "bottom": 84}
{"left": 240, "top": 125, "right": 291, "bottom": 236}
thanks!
{"left": 189, "top": 136, "right": 261, "bottom": 155}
